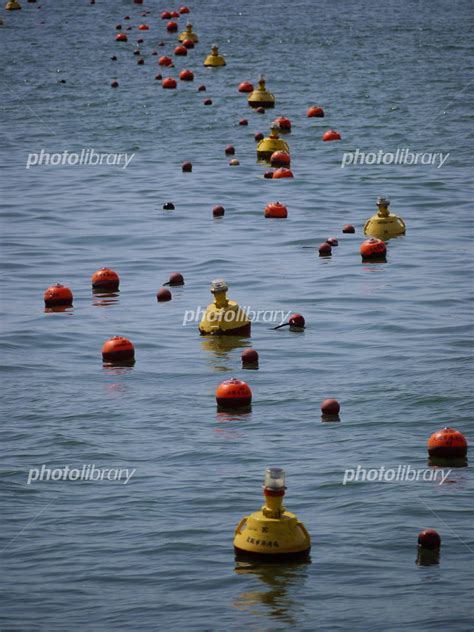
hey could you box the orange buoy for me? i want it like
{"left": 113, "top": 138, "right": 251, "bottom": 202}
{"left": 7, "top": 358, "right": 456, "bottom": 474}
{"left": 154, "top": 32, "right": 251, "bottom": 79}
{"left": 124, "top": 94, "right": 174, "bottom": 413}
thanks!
{"left": 307, "top": 105, "right": 324, "bottom": 118}
{"left": 162, "top": 77, "right": 177, "bottom": 89}
{"left": 175, "top": 45, "right": 187, "bottom": 56}
{"left": 238, "top": 81, "right": 253, "bottom": 93}
{"left": 179, "top": 69, "right": 194, "bottom": 81}
{"left": 241, "top": 348, "right": 259, "bottom": 369}
{"left": 343, "top": 224, "right": 355, "bottom": 234}
{"left": 427, "top": 427, "right": 468, "bottom": 459}
{"left": 102, "top": 336, "right": 135, "bottom": 363}
{"left": 321, "top": 399, "right": 340, "bottom": 415}
{"left": 289, "top": 313, "right": 305, "bottom": 329}
{"left": 225, "top": 145, "right": 235, "bottom": 155}
{"left": 273, "top": 116, "right": 291, "bottom": 132}
{"left": 264, "top": 202, "right": 288, "bottom": 218}
{"left": 44, "top": 283, "right": 73, "bottom": 307}
{"left": 360, "top": 238, "right": 386, "bottom": 260}
{"left": 326, "top": 237, "right": 339, "bottom": 246}
{"left": 272, "top": 168, "right": 293, "bottom": 179}
{"left": 203, "top": 98, "right": 213, "bottom": 105}
{"left": 198, "top": 84, "right": 206, "bottom": 91}
{"left": 213, "top": 205, "right": 225, "bottom": 217}
{"left": 111, "top": 80, "right": 119, "bottom": 88}
{"left": 161, "top": 11, "right": 171, "bottom": 19}
{"left": 159, "top": 55, "right": 173, "bottom": 66}
{"left": 270, "top": 151, "right": 290, "bottom": 167}
{"left": 179, "top": 6, "right": 190, "bottom": 14}
{"left": 138, "top": 24, "right": 149, "bottom": 30}
{"left": 183, "top": 39, "right": 195, "bottom": 49}
{"left": 91, "top": 268, "right": 120, "bottom": 291}
{"left": 182, "top": 161, "right": 192, "bottom": 172}
{"left": 157, "top": 287, "right": 172, "bottom": 302}
{"left": 319, "top": 242, "right": 332, "bottom": 256}
{"left": 167, "top": 21, "right": 178, "bottom": 32}
{"left": 239, "top": 119, "right": 248, "bottom": 126}
{"left": 322, "top": 130, "right": 341, "bottom": 141}
{"left": 418, "top": 529, "right": 441, "bottom": 550}
{"left": 216, "top": 378, "right": 252, "bottom": 410}
{"left": 115, "top": 33, "right": 128, "bottom": 42}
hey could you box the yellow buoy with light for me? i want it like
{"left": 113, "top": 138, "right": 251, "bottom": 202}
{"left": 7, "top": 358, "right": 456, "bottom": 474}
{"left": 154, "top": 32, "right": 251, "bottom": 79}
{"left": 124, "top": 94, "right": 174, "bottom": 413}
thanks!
{"left": 364, "top": 197, "right": 406, "bottom": 240}
{"left": 203, "top": 44, "right": 226, "bottom": 67}
{"left": 178, "top": 22, "right": 199, "bottom": 43}
{"left": 248, "top": 75, "right": 275, "bottom": 109}
{"left": 199, "top": 279, "right": 250, "bottom": 336}
{"left": 5, "top": 0, "right": 22, "bottom": 8}
{"left": 234, "top": 468, "right": 311, "bottom": 561}
{"left": 256, "top": 123, "right": 289, "bottom": 163}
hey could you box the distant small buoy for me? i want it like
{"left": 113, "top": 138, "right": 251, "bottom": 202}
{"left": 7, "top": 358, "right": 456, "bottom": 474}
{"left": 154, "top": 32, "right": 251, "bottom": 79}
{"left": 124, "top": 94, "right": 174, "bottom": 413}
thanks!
{"left": 155, "top": 74, "right": 162, "bottom": 80}
{"left": 111, "top": 80, "right": 119, "bottom": 88}
{"left": 204, "top": 44, "right": 226, "bottom": 67}
{"left": 159, "top": 55, "right": 173, "bottom": 67}
{"left": 137, "top": 58, "right": 144, "bottom": 65}
{"left": 174, "top": 45, "right": 187, "bottom": 56}
{"left": 319, "top": 242, "right": 332, "bottom": 256}
{"left": 167, "top": 21, "right": 178, "bottom": 32}
{"left": 157, "top": 287, "right": 172, "bottom": 302}
{"left": 182, "top": 161, "right": 192, "bottom": 172}
{"left": 239, "top": 81, "right": 253, "bottom": 93}
{"left": 158, "top": 41, "right": 165, "bottom": 47}
{"left": 342, "top": 224, "right": 355, "bottom": 234}
{"left": 239, "top": 119, "right": 248, "bottom": 126}
{"left": 44, "top": 283, "right": 73, "bottom": 307}
{"left": 418, "top": 529, "right": 441, "bottom": 550}
{"left": 165, "top": 272, "right": 184, "bottom": 286}
{"left": 307, "top": 105, "right": 324, "bottom": 118}
{"left": 161, "top": 11, "right": 171, "bottom": 19}
{"left": 256, "top": 106, "right": 265, "bottom": 114}
{"left": 136, "top": 38, "right": 144, "bottom": 44}
{"left": 91, "top": 268, "right": 120, "bottom": 291}
{"left": 138, "top": 24, "right": 149, "bottom": 30}
{"left": 124, "top": 15, "right": 130, "bottom": 20}
{"left": 179, "top": 6, "right": 190, "bottom": 14}
{"left": 213, "top": 205, "right": 225, "bottom": 217}
{"left": 241, "top": 348, "right": 259, "bottom": 369}
{"left": 272, "top": 168, "right": 293, "bottom": 178}
{"left": 102, "top": 336, "right": 135, "bottom": 364}
{"left": 321, "top": 399, "right": 340, "bottom": 415}
{"left": 111, "top": 56, "right": 118, "bottom": 61}
{"left": 162, "top": 77, "right": 177, "bottom": 89}
{"left": 216, "top": 378, "right": 252, "bottom": 410}
{"left": 326, "top": 237, "right": 338, "bottom": 246}
{"left": 270, "top": 151, "right": 290, "bottom": 167}
{"left": 254, "top": 132, "right": 264, "bottom": 142}
{"left": 151, "top": 50, "right": 158, "bottom": 56}
{"left": 183, "top": 39, "right": 195, "bottom": 49}
{"left": 360, "top": 238, "right": 386, "bottom": 261}
{"left": 115, "top": 33, "right": 128, "bottom": 42}
{"left": 198, "top": 84, "right": 206, "bottom": 91}
{"left": 273, "top": 116, "right": 291, "bottom": 132}
{"left": 289, "top": 313, "right": 305, "bottom": 330}
{"left": 179, "top": 69, "right": 194, "bottom": 81}
{"left": 133, "top": 48, "right": 141, "bottom": 56}
{"left": 203, "top": 98, "right": 213, "bottom": 105}
{"left": 225, "top": 145, "right": 235, "bottom": 155}
{"left": 115, "top": 24, "right": 122, "bottom": 30}
{"left": 229, "top": 159, "right": 240, "bottom": 166}
{"left": 427, "top": 427, "right": 468, "bottom": 459}
{"left": 170, "top": 11, "right": 180, "bottom": 18}
{"left": 163, "top": 202, "right": 174, "bottom": 210}
{"left": 133, "top": 0, "right": 143, "bottom": 3}
{"left": 264, "top": 202, "right": 287, "bottom": 218}
{"left": 322, "top": 130, "right": 341, "bottom": 141}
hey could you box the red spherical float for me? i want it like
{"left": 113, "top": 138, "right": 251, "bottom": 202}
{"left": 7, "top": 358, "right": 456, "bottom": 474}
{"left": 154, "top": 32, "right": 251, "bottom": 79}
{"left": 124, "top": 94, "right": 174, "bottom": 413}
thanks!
{"left": 155, "top": 74, "right": 162, "bottom": 80}
{"left": 289, "top": 313, "right": 305, "bottom": 329}
{"left": 44, "top": 283, "right": 73, "bottom": 307}
{"left": 162, "top": 77, "right": 177, "bottom": 89}
{"left": 360, "top": 238, "right": 386, "bottom": 260}
{"left": 225, "top": 145, "right": 235, "bottom": 155}
{"left": 170, "top": 11, "right": 179, "bottom": 18}
{"left": 241, "top": 348, "right": 259, "bottom": 368}
{"left": 166, "top": 272, "right": 184, "bottom": 286}
{"left": 326, "top": 237, "right": 339, "bottom": 246}
{"left": 307, "top": 105, "right": 325, "bottom": 118}
{"left": 272, "top": 168, "right": 294, "bottom": 179}
{"left": 321, "top": 399, "right": 340, "bottom": 415}
{"left": 198, "top": 84, "right": 206, "bottom": 91}
{"left": 319, "top": 242, "right": 332, "bottom": 256}
{"left": 427, "top": 428, "right": 468, "bottom": 458}
{"left": 238, "top": 81, "right": 253, "bottom": 93}
{"left": 213, "top": 205, "right": 225, "bottom": 217}
{"left": 179, "top": 6, "right": 190, "bottom": 14}
{"left": 157, "top": 287, "right": 172, "bottom": 302}
{"left": 264, "top": 171, "right": 274, "bottom": 179}
{"left": 111, "top": 80, "right": 119, "bottom": 88}
{"left": 216, "top": 378, "right": 252, "bottom": 410}
{"left": 91, "top": 268, "right": 120, "bottom": 291}
{"left": 254, "top": 132, "right": 264, "bottom": 142}
{"left": 102, "top": 336, "right": 135, "bottom": 363}
{"left": 264, "top": 202, "right": 288, "bottom": 218}
{"left": 342, "top": 224, "right": 355, "bottom": 234}
{"left": 203, "top": 98, "right": 213, "bottom": 105}
{"left": 256, "top": 106, "right": 265, "bottom": 114}
{"left": 115, "top": 33, "right": 128, "bottom": 42}
{"left": 270, "top": 151, "right": 290, "bottom": 167}
{"left": 137, "top": 58, "right": 144, "bottom": 65}
{"left": 138, "top": 24, "right": 149, "bottom": 30}
{"left": 167, "top": 21, "right": 178, "bottom": 32}
{"left": 322, "top": 130, "right": 341, "bottom": 141}
{"left": 161, "top": 11, "right": 171, "bottom": 19}
{"left": 418, "top": 529, "right": 441, "bottom": 550}
{"left": 179, "top": 69, "right": 194, "bottom": 81}
{"left": 239, "top": 119, "right": 248, "bottom": 126}
{"left": 182, "top": 161, "right": 192, "bottom": 172}
{"left": 174, "top": 45, "right": 187, "bottom": 56}
{"left": 159, "top": 55, "right": 173, "bottom": 67}
{"left": 273, "top": 116, "right": 291, "bottom": 132}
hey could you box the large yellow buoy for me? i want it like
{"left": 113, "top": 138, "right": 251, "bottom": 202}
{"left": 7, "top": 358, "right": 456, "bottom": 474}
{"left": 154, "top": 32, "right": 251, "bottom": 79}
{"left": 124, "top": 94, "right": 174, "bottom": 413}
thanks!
{"left": 364, "top": 197, "right": 406, "bottom": 240}
{"left": 178, "top": 22, "right": 199, "bottom": 43}
{"left": 5, "top": 0, "right": 22, "bottom": 8}
{"left": 248, "top": 75, "right": 275, "bottom": 109}
{"left": 234, "top": 468, "right": 311, "bottom": 561}
{"left": 256, "top": 123, "right": 289, "bottom": 163}
{"left": 203, "top": 44, "right": 226, "bottom": 67}
{"left": 199, "top": 279, "right": 250, "bottom": 336}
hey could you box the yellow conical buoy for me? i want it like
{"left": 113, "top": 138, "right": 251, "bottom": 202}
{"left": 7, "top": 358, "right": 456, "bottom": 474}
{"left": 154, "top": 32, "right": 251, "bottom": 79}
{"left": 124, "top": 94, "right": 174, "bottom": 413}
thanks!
{"left": 248, "top": 75, "right": 275, "bottom": 109}
{"left": 5, "top": 0, "right": 22, "bottom": 9}
{"left": 256, "top": 123, "right": 289, "bottom": 163}
{"left": 199, "top": 279, "right": 250, "bottom": 336}
{"left": 203, "top": 44, "right": 226, "bottom": 67}
{"left": 364, "top": 197, "right": 406, "bottom": 240}
{"left": 234, "top": 468, "right": 311, "bottom": 561}
{"left": 178, "top": 22, "right": 199, "bottom": 43}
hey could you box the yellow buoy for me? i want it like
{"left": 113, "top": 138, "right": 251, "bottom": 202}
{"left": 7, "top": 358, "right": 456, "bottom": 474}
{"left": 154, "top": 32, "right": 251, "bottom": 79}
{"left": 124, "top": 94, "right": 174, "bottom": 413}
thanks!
{"left": 178, "top": 22, "right": 199, "bottom": 43}
{"left": 256, "top": 123, "right": 289, "bottom": 163}
{"left": 199, "top": 279, "right": 250, "bottom": 336}
{"left": 234, "top": 468, "right": 311, "bottom": 561}
{"left": 364, "top": 197, "right": 406, "bottom": 240}
{"left": 203, "top": 44, "right": 226, "bottom": 67}
{"left": 5, "top": 0, "right": 22, "bottom": 9}
{"left": 248, "top": 75, "right": 275, "bottom": 109}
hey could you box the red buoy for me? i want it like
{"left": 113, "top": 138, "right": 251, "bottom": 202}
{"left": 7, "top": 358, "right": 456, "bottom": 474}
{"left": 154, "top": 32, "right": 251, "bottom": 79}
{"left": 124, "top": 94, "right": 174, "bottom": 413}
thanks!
{"left": 111, "top": 80, "right": 119, "bottom": 88}
{"left": 182, "top": 39, "right": 194, "bottom": 49}
{"left": 239, "top": 119, "right": 248, "bottom": 126}
{"left": 360, "top": 238, "right": 386, "bottom": 260}
{"left": 289, "top": 313, "right": 305, "bottom": 329}
{"left": 161, "top": 11, "right": 171, "bottom": 19}
{"left": 167, "top": 272, "right": 184, "bottom": 286}
{"left": 102, "top": 336, "right": 135, "bottom": 363}
{"left": 264, "top": 171, "right": 274, "bottom": 179}
{"left": 319, "top": 242, "right": 332, "bottom": 256}
{"left": 182, "top": 161, "right": 192, "bottom": 172}
{"left": 307, "top": 106, "right": 325, "bottom": 118}
{"left": 270, "top": 151, "right": 290, "bottom": 167}
{"left": 198, "top": 84, "right": 206, "bottom": 91}
{"left": 254, "top": 132, "right": 264, "bottom": 142}
{"left": 326, "top": 237, "right": 339, "bottom": 246}
{"left": 167, "top": 21, "right": 178, "bottom": 32}
{"left": 213, "top": 205, "right": 225, "bottom": 217}
{"left": 138, "top": 24, "right": 149, "bottom": 30}
{"left": 225, "top": 145, "right": 235, "bottom": 155}
{"left": 91, "top": 268, "right": 120, "bottom": 291}
{"left": 321, "top": 399, "right": 340, "bottom": 415}
{"left": 203, "top": 98, "right": 213, "bottom": 105}
{"left": 238, "top": 81, "right": 253, "bottom": 93}
{"left": 241, "top": 348, "right": 259, "bottom": 369}
{"left": 170, "top": 11, "right": 179, "bottom": 18}
{"left": 264, "top": 202, "right": 287, "bottom": 218}
{"left": 179, "top": 69, "right": 194, "bottom": 81}
{"left": 159, "top": 56, "right": 173, "bottom": 67}
{"left": 174, "top": 45, "right": 187, "bottom": 56}
{"left": 342, "top": 224, "right": 355, "bottom": 234}
{"left": 427, "top": 428, "right": 468, "bottom": 458}
{"left": 322, "top": 130, "right": 341, "bottom": 141}
{"left": 44, "top": 283, "right": 73, "bottom": 307}
{"left": 418, "top": 529, "right": 441, "bottom": 550}
{"left": 273, "top": 116, "right": 291, "bottom": 132}
{"left": 162, "top": 77, "right": 177, "bottom": 89}
{"left": 157, "top": 287, "right": 172, "bottom": 302}
{"left": 115, "top": 33, "right": 128, "bottom": 42}
{"left": 137, "top": 58, "right": 144, "bottom": 65}
{"left": 179, "top": 6, "right": 190, "bottom": 14}
{"left": 272, "top": 168, "right": 293, "bottom": 178}
{"left": 216, "top": 378, "right": 252, "bottom": 410}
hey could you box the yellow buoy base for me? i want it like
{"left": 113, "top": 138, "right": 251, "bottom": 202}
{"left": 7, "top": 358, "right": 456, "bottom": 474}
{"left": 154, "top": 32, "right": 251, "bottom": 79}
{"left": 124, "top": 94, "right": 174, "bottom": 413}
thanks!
{"left": 204, "top": 54, "right": 226, "bottom": 67}
{"left": 199, "top": 299, "right": 250, "bottom": 335}
{"left": 5, "top": 0, "right": 22, "bottom": 8}
{"left": 364, "top": 213, "right": 406, "bottom": 240}
{"left": 256, "top": 137, "right": 289, "bottom": 163}
{"left": 234, "top": 507, "right": 311, "bottom": 560}
{"left": 178, "top": 31, "right": 198, "bottom": 42}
